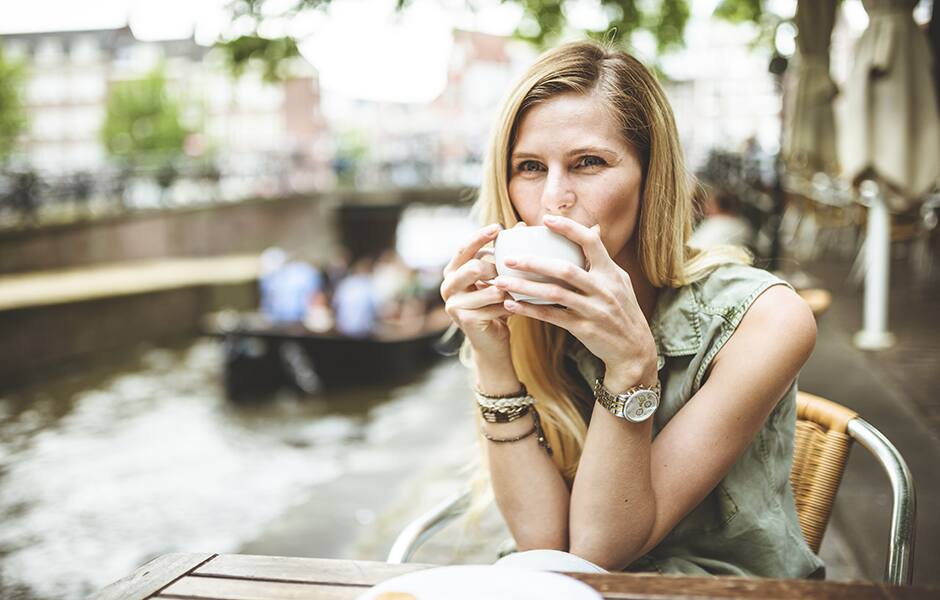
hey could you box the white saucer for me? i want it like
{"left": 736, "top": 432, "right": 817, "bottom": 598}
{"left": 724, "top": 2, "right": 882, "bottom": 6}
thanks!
{"left": 358, "top": 565, "right": 603, "bottom": 600}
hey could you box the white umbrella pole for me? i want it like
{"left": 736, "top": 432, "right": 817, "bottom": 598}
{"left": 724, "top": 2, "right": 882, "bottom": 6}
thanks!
{"left": 853, "top": 180, "right": 896, "bottom": 350}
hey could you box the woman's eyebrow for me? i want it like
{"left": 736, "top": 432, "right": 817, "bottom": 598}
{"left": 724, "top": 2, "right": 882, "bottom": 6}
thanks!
{"left": 511, "top": 145, "right": 618, "bottom": 160}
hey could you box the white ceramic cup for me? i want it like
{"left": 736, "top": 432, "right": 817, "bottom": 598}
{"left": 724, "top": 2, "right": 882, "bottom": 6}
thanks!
{"left": 477, "top": 225, "right": 586, "bottom": 304}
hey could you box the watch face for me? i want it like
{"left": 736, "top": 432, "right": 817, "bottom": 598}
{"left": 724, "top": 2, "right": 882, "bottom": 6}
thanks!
{"left": 625, "top": 389, "right": 659, "bottom": 422}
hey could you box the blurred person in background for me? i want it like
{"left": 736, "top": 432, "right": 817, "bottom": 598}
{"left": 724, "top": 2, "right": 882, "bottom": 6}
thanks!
{"left": 259, "top": 247, "right": 326, "bottom": 324}
{"left": 689, "top": 186, "right": 754, "bottom": 250}
{"left": 303, "top": 284, "right": 336, "bottom": 333}
{"left": 439, "top": 41, "right": 821, "bottom": 579}
{"left": 331, "top": 256, "right": 377, "bottom": 337}
{"left": 372, "top": 248, "right": 412, "bottom": 322}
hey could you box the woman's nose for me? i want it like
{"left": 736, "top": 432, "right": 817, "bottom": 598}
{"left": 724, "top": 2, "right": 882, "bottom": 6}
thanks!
{"left": 541, "top": 170, "right": 575, "bottom": 214}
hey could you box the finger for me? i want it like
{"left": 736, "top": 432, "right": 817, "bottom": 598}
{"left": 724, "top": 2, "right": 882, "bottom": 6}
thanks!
{"left": 503, "top": 298, "right": 573, "bottom": 329}
{"left": 443, "top": 224, "right": 501, "bottom": 277}
{"left": 542, "top": 215, "right": 608, "bottom": 269}
{"left": 446, "top": 285, "right": 507, "bottom": 311}
{"left": 452, "top": 303, "right": 513, "bottom": 323}
{"left": 501, "top": 255, "right": 601, "bottom": 296}
{"left": 513, "top": 221, "right": 527, "bottom": 228}
{"left": 493, "top": 276, "right": 595, "bottom": 315}
{"left": 441, "top": 258, "right": 499, "bottom": 299}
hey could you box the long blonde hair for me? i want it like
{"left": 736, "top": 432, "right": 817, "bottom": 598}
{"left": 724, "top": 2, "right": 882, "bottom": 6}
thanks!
{"left": 466, "top": 41, "right": 748, "bottom": 496}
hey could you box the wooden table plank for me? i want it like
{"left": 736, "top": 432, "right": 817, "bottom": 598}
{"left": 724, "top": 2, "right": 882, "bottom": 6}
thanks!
{"left": 193, "top": 554, "right": 431, "bottom": 586}
{"left": 91, "top": 553, "right": 218, "bottom": 600}
{"left": 159, "top": 576, "right": 361, "bottom": 600}
{"left": 569, "top": 572, "right": 921, "bottom": 600}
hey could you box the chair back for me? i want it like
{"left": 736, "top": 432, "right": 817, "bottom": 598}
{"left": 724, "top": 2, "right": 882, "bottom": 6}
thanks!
{"left": 791, "top": 391, "right": 858, "bottom": 552}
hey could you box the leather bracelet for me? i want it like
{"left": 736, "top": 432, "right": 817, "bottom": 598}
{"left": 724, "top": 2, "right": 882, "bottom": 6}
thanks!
{"left": 480, "top": 403, "right": 530, "bottom": 423}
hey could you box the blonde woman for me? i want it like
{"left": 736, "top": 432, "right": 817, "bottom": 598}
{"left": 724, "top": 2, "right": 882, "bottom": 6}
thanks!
{"left": 439, "top": 41, "right": 824, "bottom": 579}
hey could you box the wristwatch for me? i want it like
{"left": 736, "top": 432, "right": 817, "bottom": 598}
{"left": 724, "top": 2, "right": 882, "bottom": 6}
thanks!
{"left": 593, "top": 378, "right": 661, "bottom": 422}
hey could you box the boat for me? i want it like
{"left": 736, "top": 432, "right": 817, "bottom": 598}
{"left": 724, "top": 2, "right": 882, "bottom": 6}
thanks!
{"left": 204, "top": 308, "right": 456, "bottom": 400}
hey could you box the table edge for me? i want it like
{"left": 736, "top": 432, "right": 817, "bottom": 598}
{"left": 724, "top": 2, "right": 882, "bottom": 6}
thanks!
{"left": 91, "top": 553, "right": 218, "bottom": 600}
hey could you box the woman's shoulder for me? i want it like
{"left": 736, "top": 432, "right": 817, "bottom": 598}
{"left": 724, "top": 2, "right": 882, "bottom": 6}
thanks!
{"left": 686, "top": 263, "right": 791, "bottom": 318}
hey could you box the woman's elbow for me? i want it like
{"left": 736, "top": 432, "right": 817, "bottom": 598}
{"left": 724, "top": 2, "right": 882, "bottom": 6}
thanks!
{"left": 568, "top": 519, "right": 654, "bottom": 571}
{"left": 514, "top": 528, "right": 568, "bottom": 553}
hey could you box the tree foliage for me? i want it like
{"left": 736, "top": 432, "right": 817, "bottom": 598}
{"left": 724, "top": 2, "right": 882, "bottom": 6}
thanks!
{"left": 101, "top": 66, "right": 188, "bottom": 165}
{"left": 0, "top": 47, "right": 28, "bottom": 165}
{"left": 217, "top": 0, "right": 776, "bottom": 82}
{"left": 713, "top": 0, "right": 764, "bottom": 23}
{"left": 516, "top": 0, "right": 689, "bottom": 52}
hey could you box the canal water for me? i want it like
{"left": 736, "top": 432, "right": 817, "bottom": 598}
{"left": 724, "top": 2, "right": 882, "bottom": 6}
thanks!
{"left": 0, "top": 338, "right": 506, "bottom": 599}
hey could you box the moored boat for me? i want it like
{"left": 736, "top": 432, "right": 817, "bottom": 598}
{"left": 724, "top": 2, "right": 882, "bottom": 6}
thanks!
{"left": 204, "top": 308, "right": 454, "bottom": 400}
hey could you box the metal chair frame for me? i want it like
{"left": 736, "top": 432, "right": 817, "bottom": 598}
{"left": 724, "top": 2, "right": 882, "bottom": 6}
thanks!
{"left": 387, "top": 396, "right": 916, "bottom": 585}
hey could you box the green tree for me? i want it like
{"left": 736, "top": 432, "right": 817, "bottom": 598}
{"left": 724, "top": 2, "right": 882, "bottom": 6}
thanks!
{"left": 0, "top": 47, "right": 28, "bottom": 165}
{"left": 101, "top": 66, "right": 188, "bottom": 166}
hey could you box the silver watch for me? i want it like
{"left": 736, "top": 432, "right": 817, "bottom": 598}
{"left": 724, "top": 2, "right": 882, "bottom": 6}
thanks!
{"left": 593, "top": 378, "right": 660, "bottom": 422}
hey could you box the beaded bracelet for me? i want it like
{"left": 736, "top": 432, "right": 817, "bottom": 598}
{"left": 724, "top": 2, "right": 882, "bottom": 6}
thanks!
{"left": 480, "top": 407, "right": 554, "bottom": 457}
{"left": 481, "top": 424, "right": 537, "bottom": 444}
{"left": 474, "top": 384, "right": 528, "bottom": 400}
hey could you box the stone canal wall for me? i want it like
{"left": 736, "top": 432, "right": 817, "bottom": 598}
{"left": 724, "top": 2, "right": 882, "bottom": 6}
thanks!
{"left": 0, "top": 186, "right": 471, "bottom": 274}
{"left": 1, "top": 281, "right": 257, "bottom": 390}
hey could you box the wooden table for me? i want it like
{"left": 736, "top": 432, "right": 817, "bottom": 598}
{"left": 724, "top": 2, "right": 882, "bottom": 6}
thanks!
{"left": 93, "top": 554, "right": 937, "bottom": 600}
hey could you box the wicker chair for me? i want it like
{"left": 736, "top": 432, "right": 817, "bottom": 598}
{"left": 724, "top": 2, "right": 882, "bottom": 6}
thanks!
{"left": 387, "top": 392, "right": 916, "bottom": 585}
{"left": 791, "top": 392, "right": 915, "bottom": 584}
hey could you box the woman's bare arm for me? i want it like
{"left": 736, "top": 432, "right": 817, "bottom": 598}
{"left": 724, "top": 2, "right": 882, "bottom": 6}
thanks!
{"left": 569, "top": 285, "right": 817, "bottom": 570}
{"left": 475, "top": 355, "right": 571, "bottom": 550}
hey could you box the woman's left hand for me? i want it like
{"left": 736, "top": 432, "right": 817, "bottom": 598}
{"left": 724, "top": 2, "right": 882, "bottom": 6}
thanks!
{"left": 493, "top": 215, "right": 658, "bottom": 389}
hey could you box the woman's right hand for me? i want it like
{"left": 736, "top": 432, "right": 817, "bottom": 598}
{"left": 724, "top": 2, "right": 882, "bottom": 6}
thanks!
{"left": 441, "top": 224, "right": 513, "bottom": 360}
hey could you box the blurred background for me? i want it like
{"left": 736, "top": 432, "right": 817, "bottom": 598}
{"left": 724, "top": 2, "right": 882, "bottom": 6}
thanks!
{"left": 1, "top": 0, "right": 938, "bottom": 597}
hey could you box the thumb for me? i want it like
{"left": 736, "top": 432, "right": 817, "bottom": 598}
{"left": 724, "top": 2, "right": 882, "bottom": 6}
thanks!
{"left": 591, "top": 223, "right": 601, "bottom": 235}
{"left": 513, "top": 221, "right": 527, "bottom": 228}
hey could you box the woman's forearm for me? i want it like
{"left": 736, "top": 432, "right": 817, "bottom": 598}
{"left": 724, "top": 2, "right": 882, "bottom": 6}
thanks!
{"left": 568, "top": 369, "right": 657, "bottom": 570}
{"left": 475, "top": 359, "right": 570, "bottom": 550}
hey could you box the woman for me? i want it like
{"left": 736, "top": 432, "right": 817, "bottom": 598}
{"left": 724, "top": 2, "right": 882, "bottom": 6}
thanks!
{"left": 439, "top": 41, "right": 824, "bottom": 578}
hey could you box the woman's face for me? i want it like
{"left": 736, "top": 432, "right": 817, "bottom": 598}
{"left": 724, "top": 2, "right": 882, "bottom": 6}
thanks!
{"left": 508, "top": 92, "right": 644, "bottom": 266}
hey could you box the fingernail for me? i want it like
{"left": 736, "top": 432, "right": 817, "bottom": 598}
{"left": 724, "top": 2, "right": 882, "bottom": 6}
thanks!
{"left": 504, "top": 257, "right": 517, "bottom": 266}
{"left": 485, "top": 224, "right": 500, "bottom": 235}
{"left": 543, "top": 215, "right": 558, "bottom": 224}
{"left": 504, "top": 300, "right": 518, "bottom": 310}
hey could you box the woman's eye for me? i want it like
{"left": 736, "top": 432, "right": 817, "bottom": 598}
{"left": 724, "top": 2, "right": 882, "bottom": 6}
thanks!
{"left": 516, "top": 160, "right": 543, "bottom": 173}
{"left": 578, "top": 155, "right": 606, "bottom": 168}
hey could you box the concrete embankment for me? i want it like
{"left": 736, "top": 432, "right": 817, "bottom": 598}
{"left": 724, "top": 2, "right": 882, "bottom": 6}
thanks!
{"left": 0, "top": 256, "right": 259, "bottom": 390}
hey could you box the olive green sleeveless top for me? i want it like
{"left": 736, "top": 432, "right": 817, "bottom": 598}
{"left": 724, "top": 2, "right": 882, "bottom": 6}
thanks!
{"left": 564, "top": 263, "right": 825, "bottom": 579}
